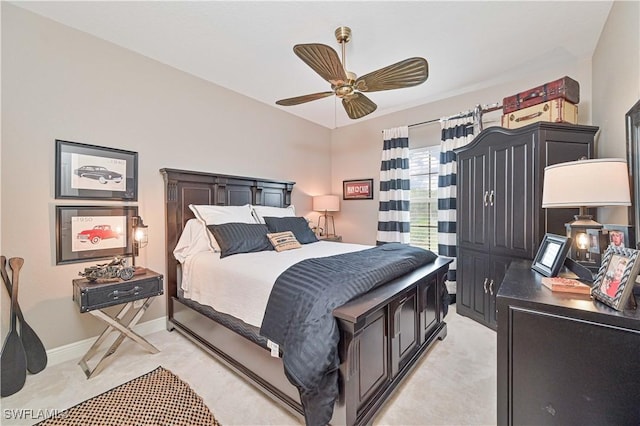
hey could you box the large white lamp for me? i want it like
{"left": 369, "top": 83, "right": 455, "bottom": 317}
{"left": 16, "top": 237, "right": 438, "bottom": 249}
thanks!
{"left": 542, "top": 158, "right": 631, "bottom": 268}
{"left": 313, "top": 195, "right": 340, "bottom": 237}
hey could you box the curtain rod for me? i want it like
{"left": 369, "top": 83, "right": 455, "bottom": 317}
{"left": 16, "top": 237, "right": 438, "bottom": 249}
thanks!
{"left": 408, "top": 102, "right": 502, "bottom": 129}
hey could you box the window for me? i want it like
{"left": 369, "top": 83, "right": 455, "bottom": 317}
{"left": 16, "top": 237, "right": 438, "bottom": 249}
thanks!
{"left": 409, "top": 145, "right": 439, "bottom": 251}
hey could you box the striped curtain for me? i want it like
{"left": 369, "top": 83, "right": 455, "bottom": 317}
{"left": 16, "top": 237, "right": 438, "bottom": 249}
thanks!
{"left": 377, "top": 126, "right": 410, "bottom": 245}
{"left": 437, "top": 117, "right": 476, "bottom": 290}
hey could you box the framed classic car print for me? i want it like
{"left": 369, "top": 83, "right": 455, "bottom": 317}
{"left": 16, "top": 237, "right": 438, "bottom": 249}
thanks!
{"left": 56, "top": 205, "right": 138, "bottom": 264}
{"left": 55, "top": 140, "right": 138, "bottom": 200}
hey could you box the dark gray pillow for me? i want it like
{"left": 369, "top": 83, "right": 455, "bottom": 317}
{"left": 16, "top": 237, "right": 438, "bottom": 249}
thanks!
{"left": 207, "top": 223, "right": 273, "bottom": 258}
{"left": 263, "top": 216, "right": 318, "bottom": 244}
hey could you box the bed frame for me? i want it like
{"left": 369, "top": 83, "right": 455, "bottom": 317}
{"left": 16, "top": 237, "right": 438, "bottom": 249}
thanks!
{"left": 161, "top": 168, "right": 451, "bottom": 425}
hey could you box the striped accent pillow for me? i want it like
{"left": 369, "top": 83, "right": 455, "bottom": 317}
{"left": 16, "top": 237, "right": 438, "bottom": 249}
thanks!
{"left": 264, "top": 216, "right": 318, "bottom": 244}
{"left": 207, "top": 223, "right": 273, "bottom": 259}
{"left": 267, "top": 231, "right": 302, "bottom": 252}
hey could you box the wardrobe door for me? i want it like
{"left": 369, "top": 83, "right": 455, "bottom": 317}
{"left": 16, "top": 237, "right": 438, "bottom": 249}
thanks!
{"left": 457, "top": 151, "right": 490, "bottom": 252}
{"left": 489, "top": 136, "right": 536, "bottom": 259}
{"left": 457, "top": 247, "right": 490, "bottom": 324}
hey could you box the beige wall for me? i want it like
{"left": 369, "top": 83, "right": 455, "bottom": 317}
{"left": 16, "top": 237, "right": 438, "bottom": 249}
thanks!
{"left": 592, "top": 0, "right": 640, "bottom": 224}
{"left": 332, "top": 1, "right": 639, "bottom": 246}
{"left": 332, "top": 60, "right": 594, "bottom": 245}
{"left": 2, "top": 1, "right": 638, "bottom": 351}
{"left": 0, "top": 4, "right": 331, "bottom": 348}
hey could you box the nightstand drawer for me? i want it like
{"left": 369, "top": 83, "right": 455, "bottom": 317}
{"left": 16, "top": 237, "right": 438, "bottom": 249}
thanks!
{"left": 73, "top": 272, "right": 163, "bottom": 313}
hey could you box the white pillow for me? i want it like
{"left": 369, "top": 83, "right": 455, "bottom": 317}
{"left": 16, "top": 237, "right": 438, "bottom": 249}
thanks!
{"left": 251, "top": 205, "right": 296, "bottom": 224}
{"left": 173, "top": 219, "right": 213, "bottom": 262}
{"left": 189, "top": 204, "right": 257, "bottom": 252}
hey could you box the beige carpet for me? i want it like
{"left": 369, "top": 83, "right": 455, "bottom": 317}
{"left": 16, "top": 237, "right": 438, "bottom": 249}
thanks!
{"left": 35, "top": 367, "right": 219, "bottom": 426}
{"left": 1, "top": 306, "right": 496, "bottom": 425}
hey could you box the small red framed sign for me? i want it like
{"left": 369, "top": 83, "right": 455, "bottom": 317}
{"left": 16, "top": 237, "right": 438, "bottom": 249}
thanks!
{"left": 343, "top": 179, "right": 374, "bottom": 200}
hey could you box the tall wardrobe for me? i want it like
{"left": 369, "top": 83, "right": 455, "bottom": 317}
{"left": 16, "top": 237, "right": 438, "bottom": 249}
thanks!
{"left": 455, "top": 122, "right": 598, "bottom": 329}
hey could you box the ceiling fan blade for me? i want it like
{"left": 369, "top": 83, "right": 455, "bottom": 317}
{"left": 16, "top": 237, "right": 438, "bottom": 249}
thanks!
{"left": 342, "top": 93, "right": 377, "bottom": 119}
{"left": 276, "top": 91, "right": 334, "bottom": 106}
{"left": 293, "top": 43, "right": 348, "bottom": 85}
{"left": 355, "top": 57, "right": 429, "bottom": 92}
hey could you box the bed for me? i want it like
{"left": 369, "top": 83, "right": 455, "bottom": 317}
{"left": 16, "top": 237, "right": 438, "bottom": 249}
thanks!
{"left": 161, "top": 168, "right": 451, "bottom": 426}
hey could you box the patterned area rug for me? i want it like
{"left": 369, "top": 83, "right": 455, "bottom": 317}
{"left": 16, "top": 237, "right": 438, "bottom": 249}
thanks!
{"left": 36, "top": 367, "right": 220, "bottom": 425}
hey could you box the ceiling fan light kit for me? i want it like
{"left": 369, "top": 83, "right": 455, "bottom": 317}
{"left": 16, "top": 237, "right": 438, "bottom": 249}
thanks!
{"left": 276, "top": 26, "right": 429, "bottom": 120}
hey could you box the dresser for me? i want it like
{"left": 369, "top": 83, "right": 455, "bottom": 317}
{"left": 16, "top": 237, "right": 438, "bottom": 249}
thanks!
{"left": 455, "top": 122, "right": 598, "bottom": 329}
{"left": 497, "top": 260, "right": 640, "bottom": 425}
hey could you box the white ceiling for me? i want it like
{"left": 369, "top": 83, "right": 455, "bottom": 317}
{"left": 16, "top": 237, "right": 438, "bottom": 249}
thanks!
{"left": 13, "top": 1, "right": 613, "bottom": 129}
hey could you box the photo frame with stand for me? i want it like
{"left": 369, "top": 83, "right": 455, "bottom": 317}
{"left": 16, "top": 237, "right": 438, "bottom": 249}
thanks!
{"left": 592, "top": 245, "right": 640, "bottom": 311}
{"left": 531, "top": 233, "right": 572, "bottom": 277}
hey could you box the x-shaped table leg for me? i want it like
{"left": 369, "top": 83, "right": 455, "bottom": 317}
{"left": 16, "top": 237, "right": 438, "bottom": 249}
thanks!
{"left": 79, "top": 297, "right": 159, "bottom": 379}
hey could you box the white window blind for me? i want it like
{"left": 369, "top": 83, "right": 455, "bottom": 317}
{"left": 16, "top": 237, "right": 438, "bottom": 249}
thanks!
{"left": 409, "top": 145, "right": 439, "bottom": 251}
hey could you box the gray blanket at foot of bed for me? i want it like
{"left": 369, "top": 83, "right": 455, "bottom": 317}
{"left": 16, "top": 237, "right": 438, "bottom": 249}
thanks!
{"left": 260, "top": 243, "right": 438, "bottom": 426}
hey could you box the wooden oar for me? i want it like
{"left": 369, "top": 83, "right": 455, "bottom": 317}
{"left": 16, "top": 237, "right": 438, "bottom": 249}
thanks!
{"left": 0, "top": 257, "right": 27, "bottom": 396}
{"left": 0, "top": 256, "right": 47, "bottom": 374}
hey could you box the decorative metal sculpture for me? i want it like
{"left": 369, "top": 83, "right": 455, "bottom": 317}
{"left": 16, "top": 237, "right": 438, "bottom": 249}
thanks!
{"left": 79, "top": 257, "right": 135, "bottom": 282}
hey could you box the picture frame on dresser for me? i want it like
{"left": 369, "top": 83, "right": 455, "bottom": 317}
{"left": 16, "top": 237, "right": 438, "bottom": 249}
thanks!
{"left": 602, "top": 224, "right": 635, "bottom": 249}
{"left": 591, "top": 245, "right": 640, "bottom": 311}
{"left": 55, "top": 140, "right": 138, "bottom": 201}
{"left": 56, "top": 205, "right": 138, "bottom": 265}
{"left": 531, "top": 233, "right": 571, "bottom": 277}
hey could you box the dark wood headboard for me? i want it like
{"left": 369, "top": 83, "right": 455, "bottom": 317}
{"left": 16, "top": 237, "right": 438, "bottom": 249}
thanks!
{"left": 160, "top": 168, "right": 295, "bottom": 315}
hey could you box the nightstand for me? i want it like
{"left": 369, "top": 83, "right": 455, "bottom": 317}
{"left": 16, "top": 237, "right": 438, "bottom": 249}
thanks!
{"left": 72, "top": 269, "right": 163, "bottom": 378}
{"left": 318, "top": 235, "right": 342, "bottom": 242}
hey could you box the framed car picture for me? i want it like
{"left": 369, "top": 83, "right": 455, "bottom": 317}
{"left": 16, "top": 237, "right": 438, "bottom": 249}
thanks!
{"left": 55, "top": 140, "right": 138, "bottom": 200}
{"left": 56, "top": 205, "right": 138, "bottom": 265}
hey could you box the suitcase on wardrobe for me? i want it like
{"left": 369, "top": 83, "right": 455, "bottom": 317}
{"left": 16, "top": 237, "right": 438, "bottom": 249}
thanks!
{"left": 501, "top": 99, "right": 578, "bottom": 129}
{"left": 502, "top": 76, "right": 579, "bottom": 114}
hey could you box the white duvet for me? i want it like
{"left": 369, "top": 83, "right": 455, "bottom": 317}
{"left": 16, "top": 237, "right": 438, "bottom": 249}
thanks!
{"left": 181, "top": 241, "right": 369, "bottom": 327}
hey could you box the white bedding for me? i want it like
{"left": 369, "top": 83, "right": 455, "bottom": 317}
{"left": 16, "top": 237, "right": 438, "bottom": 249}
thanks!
{"left": 181, "top": 241, "right": 370, "bottom": 327}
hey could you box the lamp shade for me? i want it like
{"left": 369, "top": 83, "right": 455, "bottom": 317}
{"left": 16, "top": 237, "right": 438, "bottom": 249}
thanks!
{"left": 313, "top": 195, "right": 340, "bottom": 212}
{"left": 542, "top": 159, "right": 631, "bottom": 208}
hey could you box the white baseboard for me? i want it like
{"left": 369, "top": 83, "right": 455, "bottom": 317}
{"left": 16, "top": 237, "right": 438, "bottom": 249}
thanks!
{"left": 47, "top": 316, "right": 167, "bottom": 367}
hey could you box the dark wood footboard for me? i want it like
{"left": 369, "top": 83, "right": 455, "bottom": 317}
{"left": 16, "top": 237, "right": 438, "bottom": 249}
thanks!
{"left": 161, "top": 168, "right": 450, "bottom": 425}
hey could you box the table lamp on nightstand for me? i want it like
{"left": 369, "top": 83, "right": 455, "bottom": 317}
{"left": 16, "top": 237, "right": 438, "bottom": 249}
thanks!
{"left": 542, "top": 158, "right": 631, "bottom": 273}
{"left": 313, "top": 195, "right": 340, "bottom": 237}
{"left": 131, "top": 215, "right": 148, "bottom": 274}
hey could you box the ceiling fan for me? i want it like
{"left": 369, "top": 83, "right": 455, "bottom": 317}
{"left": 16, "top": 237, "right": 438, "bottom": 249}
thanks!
{"left": 276, "top": 26, "right": 429, "bottom": 120}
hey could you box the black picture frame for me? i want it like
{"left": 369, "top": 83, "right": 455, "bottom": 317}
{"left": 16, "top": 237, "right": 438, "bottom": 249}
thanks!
{"left": 626, "top": 99, "right": 640, "bottom": 248}
{"left": 55, "top": 140, "right": 138, "bottom": 200}
{"left": 56, "top": 205, "right": 137, "bottom": 265}
{"left": 343, "top": 179, "right": 374, "bottom": 200}
{"left": 592, "top": 245, "right": 640, "bottom": 311}
{"left": 531, "top": 233, "right": 572, "bottom": 277}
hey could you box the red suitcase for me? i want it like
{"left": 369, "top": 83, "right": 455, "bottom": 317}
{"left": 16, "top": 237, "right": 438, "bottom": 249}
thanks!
{"left": 503, "top": 76, "right": 579, "bottom": 114}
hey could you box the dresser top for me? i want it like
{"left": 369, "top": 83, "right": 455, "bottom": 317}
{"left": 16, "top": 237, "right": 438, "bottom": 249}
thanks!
{"left": 498, "top": 259, "right": 640, "bottom": 329}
